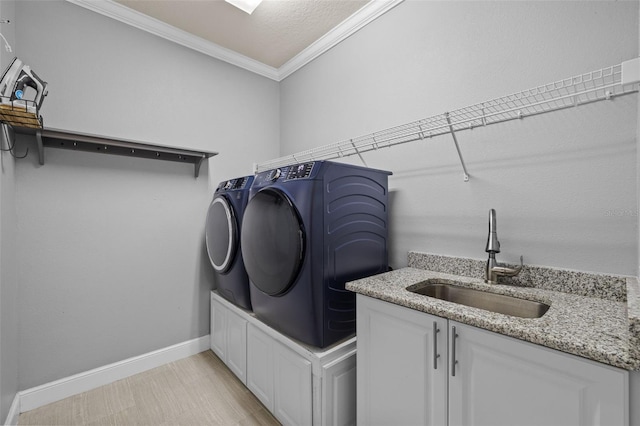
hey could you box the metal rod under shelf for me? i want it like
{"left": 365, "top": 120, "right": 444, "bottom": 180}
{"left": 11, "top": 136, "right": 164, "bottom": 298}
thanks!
{"left": 255, "top": 58, "right": 640, "bottom": 177}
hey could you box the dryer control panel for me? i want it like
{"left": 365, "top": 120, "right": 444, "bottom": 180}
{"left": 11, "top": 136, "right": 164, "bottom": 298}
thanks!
{"left": 286, "top": 162, "right": 314, "bottom": 180}
{"left": 254, "top": 162, "right": 318, "bottom": 188}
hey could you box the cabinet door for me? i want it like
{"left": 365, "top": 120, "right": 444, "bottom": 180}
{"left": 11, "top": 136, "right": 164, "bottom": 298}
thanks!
{"left": 322, "top": 351, "right": 356, "bottom": 426}
{"left": 226, "top": 309, "right": 247, "bottom": 385}
{"left": 356, "top": 294, "right": 447, "bottom": 426}
{"left": 273, "top": 341, "right": 312, "bottom": 426}
{"left": 247, "top": 324, "right": 274, "bottom": 411}
{"left": 210, "top": 295, "right": 227, "bottom": 360}
{"left": 448, "top": 321, "right": 629, "bottom": 426}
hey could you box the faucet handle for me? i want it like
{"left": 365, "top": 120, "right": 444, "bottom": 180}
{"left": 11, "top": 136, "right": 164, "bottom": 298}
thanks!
{"left": 491, "top": 255, "right": 524, "bottom": 277}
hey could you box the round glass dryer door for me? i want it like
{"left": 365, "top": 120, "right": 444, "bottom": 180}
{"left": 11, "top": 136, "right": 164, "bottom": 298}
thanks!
{"left": 205, "top": 196, "right": 238, "bottom": 273}
{"left": 241, "top": 188, "right": 305, "bottom": 296}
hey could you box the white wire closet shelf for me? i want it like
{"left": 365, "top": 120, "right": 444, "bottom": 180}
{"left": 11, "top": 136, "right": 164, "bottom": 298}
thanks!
{"left": 255, "top": 57, "right": 640, "bottom": 180}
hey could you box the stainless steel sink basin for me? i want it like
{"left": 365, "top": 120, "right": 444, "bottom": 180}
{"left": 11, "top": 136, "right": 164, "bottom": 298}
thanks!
{"left": 407, "top": 280, "right": 550, "bottom": 318}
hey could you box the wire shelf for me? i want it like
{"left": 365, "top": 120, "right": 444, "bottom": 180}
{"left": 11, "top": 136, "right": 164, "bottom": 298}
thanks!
{"left": 255, "top": 58, "right": 640, "bottom": 175}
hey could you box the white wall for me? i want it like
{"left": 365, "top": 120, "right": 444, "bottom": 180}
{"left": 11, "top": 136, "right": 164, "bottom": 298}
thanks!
{"left": 14, "top": 0, "right": 279, "bottom": 389}
{"left": 280, "top": 0, "right": 639, "bottom": 276}
{"left": 0, "top": 0, "right": 19, "bottom": 419}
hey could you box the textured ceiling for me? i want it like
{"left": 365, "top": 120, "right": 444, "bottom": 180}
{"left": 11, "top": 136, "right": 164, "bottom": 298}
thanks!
{"left": 114, "top": 0, "right": 370, "bottom": 68}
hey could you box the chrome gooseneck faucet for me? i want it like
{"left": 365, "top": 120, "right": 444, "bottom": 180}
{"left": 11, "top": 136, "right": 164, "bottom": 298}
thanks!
{"left": 485, "top": 209, "right": 523, "bottom": 284}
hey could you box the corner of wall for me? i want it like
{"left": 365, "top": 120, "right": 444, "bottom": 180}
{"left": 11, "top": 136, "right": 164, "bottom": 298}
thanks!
{"left": 0, "top": 0, "right": 18, "bottom": 423}
{"left": 3, "top": 394, "right": 19, "bottom": 426}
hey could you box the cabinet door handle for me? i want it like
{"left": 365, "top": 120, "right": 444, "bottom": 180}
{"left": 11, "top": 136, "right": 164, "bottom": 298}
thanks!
{"left": 451, "top": 326, "right": 459, "bottom": 377}
{"left": 433, "top": 321, "right": 440, "bottom": 369}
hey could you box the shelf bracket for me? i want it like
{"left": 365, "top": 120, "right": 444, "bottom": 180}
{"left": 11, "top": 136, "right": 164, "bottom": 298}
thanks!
{"left": 350, "top": 139, "right": 368, "bottom": 167}
{"left": 194, "top": 155, "right": 205, "bottom": 178}
{"left": 444, "top": 112, "right": 470, "bottom": 182}
{"left": 35, "top": 128, "right": 44, "bottom": 165}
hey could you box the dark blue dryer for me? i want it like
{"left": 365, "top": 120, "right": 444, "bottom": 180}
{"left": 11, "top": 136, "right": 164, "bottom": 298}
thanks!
{"left": 240, "top": 161, "right": 391, "bottom": 347}
{"left": 205, "top": 175, "right": 254, "bottom": 310}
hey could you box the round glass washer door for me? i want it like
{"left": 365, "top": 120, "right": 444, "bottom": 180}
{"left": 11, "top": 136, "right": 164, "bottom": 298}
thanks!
{"left": 205, "top": 196, "right": 238, "bottom": 273}
{"left": 241, "top": 188, "right": 305, "bottom": 296}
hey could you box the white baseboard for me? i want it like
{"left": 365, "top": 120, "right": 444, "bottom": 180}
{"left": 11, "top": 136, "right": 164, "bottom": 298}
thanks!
{"left": 16, "top": 335, "right": 210, "bottom": 415}
{"left": 4, "top": 394, "right": 20, "bottom": 426}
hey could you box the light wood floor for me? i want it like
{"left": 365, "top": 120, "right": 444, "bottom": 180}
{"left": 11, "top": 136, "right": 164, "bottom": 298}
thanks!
{"left": 18, "top": 350, "right": 280, "bottom": 426}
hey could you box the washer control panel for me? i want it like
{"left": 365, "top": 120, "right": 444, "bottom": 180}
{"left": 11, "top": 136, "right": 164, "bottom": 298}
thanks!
{"left": 216, "top": 176, "right": 251, "bottom": 192}
{"left": 234, "top": 177, "right": 251, "bottom": 189}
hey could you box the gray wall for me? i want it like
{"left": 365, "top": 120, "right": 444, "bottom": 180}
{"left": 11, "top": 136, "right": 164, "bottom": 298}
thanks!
{"left": 0, "top": 139, "right": 18, "bottom": 426}
{"left": 632, "top": 5, "right": 639, "bottom": 424}
{"left": 0, "top": 0, "right": 19, "bottom": 420}
{"left": 14, "top": 0, "right": 279, "bottom": 389}
{"left": 4, "top": 0, "right": 640, "bottom": 406}
{"left": 280, "top": 0, "right": 639, "bottom": 276}
{"left": 633, "top": 370, "right": 640, "bottom": 426}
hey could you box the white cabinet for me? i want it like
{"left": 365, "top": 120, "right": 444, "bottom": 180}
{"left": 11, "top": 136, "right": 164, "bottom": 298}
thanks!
{"left": 225, "top": 309, "right": 248, "bottom": 383}
{"left": 210, "top": 294, "right": 227, "bottom": 358}
{"left": 212, "top": 291, "right": 357, "bottom": 426}
{"left": 245, "top": 322, "right": 273, "bottom": 408}
{"left": 449, "top": 321, "right": 628, "bottom": 426}
{"left": 356, "top": 293, "right": 447, "bottom": 425}
{"left": 273, "top": 341, "right": 313, "bottom": 425}
{"left": 248, "top": 323, "right": 313, "bottom": 426}
{"left": 321, "top": 350, "right": 357, "bottom": 426}
{"left": 246, "top": 322, "right": 357, "bottom": 426}
{"left": 210, "top": 293, "right": 247, "bottom": 384}
{"left": 357, "top": 294, "right": 630, "bottom": 426}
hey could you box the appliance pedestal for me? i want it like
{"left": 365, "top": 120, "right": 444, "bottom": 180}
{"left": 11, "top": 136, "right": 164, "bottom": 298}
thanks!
{"left": 211, "top": 290, "right": 356, "bottom": 426}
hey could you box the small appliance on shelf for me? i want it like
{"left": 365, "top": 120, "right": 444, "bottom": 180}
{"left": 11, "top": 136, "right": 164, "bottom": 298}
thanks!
{"left": 0, "top": 57, "right": 48, "bottom": 129}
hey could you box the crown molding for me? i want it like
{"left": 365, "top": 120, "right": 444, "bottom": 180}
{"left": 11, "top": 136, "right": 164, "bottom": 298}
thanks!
{"left": 65, "top": 0, "right": 404, "bottom": 82}
{"left": 65, "top": 0, "right": 280, "bottom": 80}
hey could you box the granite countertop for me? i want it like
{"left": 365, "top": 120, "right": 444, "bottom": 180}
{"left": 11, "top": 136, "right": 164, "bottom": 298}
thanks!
{"left": 346, "top": 252, "right": 640, "bottom": 371}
